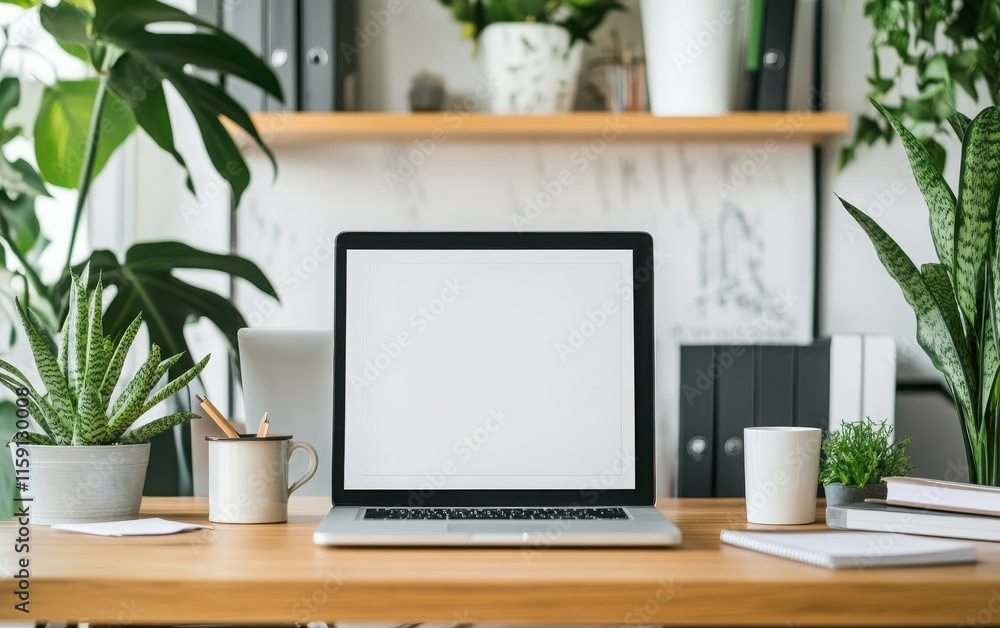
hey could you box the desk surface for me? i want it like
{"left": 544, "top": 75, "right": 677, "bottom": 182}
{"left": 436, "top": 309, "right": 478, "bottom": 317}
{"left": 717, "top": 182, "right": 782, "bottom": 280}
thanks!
{"left": 1, "top": 497, "right": 996, "bottom": 626}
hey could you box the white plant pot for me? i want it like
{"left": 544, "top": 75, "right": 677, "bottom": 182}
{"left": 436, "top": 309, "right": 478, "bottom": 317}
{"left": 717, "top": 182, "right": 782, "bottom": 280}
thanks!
{"left": 640, "top": 0, "right": 740, "bottom": 116}
{"left": 480, "top": 23, "right": 583, "bottom": 114}
{"left": 9, "top": 443, "right": 150, "bottom": 525}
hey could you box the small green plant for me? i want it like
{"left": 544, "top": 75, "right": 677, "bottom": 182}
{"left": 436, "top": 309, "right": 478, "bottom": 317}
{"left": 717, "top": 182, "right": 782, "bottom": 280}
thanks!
{"left": 0, "top": 269, "right": 208, "bottom": 446}
{"left": 437, "top": 0, "right": 624, "bottom": 44}
{"left": 820, "top": 418, "right": 914, "bottom": 487}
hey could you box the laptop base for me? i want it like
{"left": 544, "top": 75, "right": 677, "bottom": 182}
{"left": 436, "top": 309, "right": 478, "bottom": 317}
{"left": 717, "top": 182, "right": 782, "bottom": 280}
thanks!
{"left": 313, "top": 506, "right": 682, "bottom": 546}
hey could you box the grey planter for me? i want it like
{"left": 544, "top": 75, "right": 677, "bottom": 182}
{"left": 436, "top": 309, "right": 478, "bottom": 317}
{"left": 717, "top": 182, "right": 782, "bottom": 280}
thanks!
{"left": 823, "top": 481, "right": 888, "bottom": 508}
{"left": 9, "top": 443, "right": 150, "bottom": 525}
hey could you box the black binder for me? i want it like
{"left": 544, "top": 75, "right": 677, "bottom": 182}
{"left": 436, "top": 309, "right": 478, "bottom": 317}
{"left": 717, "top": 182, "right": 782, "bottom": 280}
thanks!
{"left": 755, "top": 0, "right": 797, "bottom": 110}
{"left": 713, "top": 345, "right": 754, "bottom": 497}
{"left": 678, "top": 346, "right": 716, "bottom": 498}
{"left": 755, "top": 345, "right": 796, "bottom": 427}
{"left": 301, "top": 0, "right": 359, "bottom": 111}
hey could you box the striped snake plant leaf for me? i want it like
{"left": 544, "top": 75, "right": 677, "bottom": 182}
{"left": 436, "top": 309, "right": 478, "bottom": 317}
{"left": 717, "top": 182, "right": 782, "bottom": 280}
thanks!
{"left": 83, "top": 277, "right": 107, "bottom": 394}
{"left": 0, "top": 373, "right": 58, "bottom": 442}
{"left": 99, "top": 312, "right": 142, "bottom": 402}
{"left": 74, "top": 382, "right": 107, "bottom": 445}
{"left": 138, "top": 354, "right": 210, "bottom": 418}
{"left": 152, "top": 353, "right": 183, "bottom": 385}
{"left": 119, "top": 411, "right": 200, "bottom": 445}
{"left": 949, "top": 112, "right": 972, "bottom": 142}
{"left": 955, "top": 106, "right": 1000, "bottom": 325}
{"left": 106, "top": 343, "right": 160, "bottom": 441}
{"left": 23, "top": 433, "right": 56, "bottom": 445}
{"left": 840, "top": 197, "right": 974, "bottom": 422}
{"left": 65, "top": 273, "right": 89, "bottom": 399}
{"left": 14, "top": 300, "right": 76, "bottom": 439}
{"left": 922, "top": 263, "right": 975, "bottom": 385}
{"left": 872, "top": 100, "right": 957, "bottom": 269}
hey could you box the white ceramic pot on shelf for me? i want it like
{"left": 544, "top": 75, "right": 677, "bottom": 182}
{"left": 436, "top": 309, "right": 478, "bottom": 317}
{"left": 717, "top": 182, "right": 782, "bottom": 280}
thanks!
{"left": 640, "top": 0, "right": 740, "bottom": 116}
{"left": 10, "top": 443, "right": 150, "bottom": 525}
{"left": 480, "top": 22, "right": 584, "bottom": 114}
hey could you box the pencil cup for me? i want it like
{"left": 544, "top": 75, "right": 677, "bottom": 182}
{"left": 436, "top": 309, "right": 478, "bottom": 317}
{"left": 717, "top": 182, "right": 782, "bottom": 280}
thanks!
{"left": 743, "top": 427, "right": 822, "bottom": 525}
{"left": 207, "top": 435, "right": 318, "bottom": 524}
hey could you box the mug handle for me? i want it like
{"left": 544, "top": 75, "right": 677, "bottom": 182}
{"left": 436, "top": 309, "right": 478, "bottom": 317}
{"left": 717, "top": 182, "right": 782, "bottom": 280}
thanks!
{"left": 287, "top": 441, "right": 319, "bottom": 496}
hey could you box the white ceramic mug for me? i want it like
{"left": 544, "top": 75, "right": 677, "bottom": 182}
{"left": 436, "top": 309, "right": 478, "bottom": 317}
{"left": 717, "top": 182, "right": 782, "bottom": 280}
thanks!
{"left": 207, "top": 435, "right": 318, "bottom": 524}
{"left": 744, "top": 427, "right": 822, "bottom": 525}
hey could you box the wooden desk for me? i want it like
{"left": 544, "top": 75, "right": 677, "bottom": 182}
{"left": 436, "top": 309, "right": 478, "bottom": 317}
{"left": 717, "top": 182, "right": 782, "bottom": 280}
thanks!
{"left": 1, "top": 497, "right": 996, "bottom": 626}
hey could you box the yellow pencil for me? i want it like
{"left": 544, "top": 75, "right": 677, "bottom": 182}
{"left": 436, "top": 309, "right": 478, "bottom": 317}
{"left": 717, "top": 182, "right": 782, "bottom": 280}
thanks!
{"left": 195, "top": 394, "right": 240, "bottom": 438}
{"left": 256, "top": 412, "right": 270, "bottom": 438}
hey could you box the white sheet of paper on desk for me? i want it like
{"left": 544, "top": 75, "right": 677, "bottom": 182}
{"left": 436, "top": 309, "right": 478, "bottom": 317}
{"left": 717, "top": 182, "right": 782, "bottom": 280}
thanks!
{"left": 52, "top": 517, "right": 212, "bottom": 536}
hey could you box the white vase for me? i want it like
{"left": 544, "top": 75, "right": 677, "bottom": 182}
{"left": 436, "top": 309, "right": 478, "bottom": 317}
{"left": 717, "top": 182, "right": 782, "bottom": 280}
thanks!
{"left": 10, "top": 443, "right": 150, "bottom": 525}
{"left": 480, "top": 23, "right": 584, "bottom": 114}
{"left": 640, "top": 0, "right": 740, "bottom": 116}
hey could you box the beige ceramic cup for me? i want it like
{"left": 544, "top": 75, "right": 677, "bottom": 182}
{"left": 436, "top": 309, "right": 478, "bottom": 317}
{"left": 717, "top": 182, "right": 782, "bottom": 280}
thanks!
{"left": 207, "top": 434, "right": 318, "bottom": 523}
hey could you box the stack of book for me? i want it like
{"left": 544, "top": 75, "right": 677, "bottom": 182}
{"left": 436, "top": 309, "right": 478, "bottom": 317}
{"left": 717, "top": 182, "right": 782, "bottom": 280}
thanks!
{"left": 827, "top": 477, "right": 1000, "bottom": 542}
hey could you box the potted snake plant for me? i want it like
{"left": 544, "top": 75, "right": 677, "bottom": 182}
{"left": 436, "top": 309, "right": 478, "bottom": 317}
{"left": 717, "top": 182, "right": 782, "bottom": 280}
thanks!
{"left": 2, "top": 270, "right": 209, "bottom": 524}
{"left": 840, "top": 102, "right": 1000, "bottom": 486}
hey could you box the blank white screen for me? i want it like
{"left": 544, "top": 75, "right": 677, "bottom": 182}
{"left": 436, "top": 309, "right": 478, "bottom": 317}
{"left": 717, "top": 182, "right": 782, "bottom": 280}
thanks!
{"left": 343, "top": 249, "right": 635, "bottom": 490}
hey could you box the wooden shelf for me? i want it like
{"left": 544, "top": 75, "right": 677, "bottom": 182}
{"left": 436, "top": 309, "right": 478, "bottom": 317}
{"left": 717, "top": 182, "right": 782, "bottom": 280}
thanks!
{"left": 242, "top": 111, "right": 850, "bottom": 145}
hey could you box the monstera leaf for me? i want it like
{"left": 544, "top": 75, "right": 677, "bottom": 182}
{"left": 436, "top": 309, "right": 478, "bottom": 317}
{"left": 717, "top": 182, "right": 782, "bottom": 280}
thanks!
{"left": 33, "top": 79, "right": 136, "bottom": 189}
{"left": 38, "top": 0, "right": 281, "bottom": 205}
{"left": 63, "top": 242, "right": 278, "bottom": 378}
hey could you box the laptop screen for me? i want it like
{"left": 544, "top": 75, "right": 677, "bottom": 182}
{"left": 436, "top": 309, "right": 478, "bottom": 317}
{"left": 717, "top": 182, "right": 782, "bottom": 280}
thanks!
{"left": 342, "top": 247, "right": 637, "bottom": 493}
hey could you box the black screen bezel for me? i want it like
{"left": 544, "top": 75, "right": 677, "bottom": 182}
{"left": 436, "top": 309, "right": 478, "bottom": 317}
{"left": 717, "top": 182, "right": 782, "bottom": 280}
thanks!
{"left": 332, "top": 231, "right": 656, "bottom": 507}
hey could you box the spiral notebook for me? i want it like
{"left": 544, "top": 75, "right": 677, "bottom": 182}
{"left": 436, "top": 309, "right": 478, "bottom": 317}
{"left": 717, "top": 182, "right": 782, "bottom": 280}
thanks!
{"left": 721, "top": 530, "right": 976, "bottom": 569}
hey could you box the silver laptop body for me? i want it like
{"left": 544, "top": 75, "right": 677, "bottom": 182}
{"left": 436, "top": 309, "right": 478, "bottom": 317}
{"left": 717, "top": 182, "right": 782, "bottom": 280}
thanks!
{"left": 314, "top": 232, "right": 681, "bottom": 547}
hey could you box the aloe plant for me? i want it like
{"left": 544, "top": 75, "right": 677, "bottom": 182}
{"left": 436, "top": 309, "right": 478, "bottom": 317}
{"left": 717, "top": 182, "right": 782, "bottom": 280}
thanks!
{"left": 840, "top": 101, "right": 1000, "bottom": 486}
{"left": 0, "top": 270, "right": 208, "bottom": 446}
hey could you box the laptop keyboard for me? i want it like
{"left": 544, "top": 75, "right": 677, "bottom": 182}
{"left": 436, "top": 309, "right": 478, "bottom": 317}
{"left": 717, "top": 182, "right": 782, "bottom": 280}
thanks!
{"left": 362, "top": 507, "right": 628, "bottom": 520}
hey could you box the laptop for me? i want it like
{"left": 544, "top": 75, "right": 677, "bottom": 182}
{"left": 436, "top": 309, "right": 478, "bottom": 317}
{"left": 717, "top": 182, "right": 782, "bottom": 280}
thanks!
{"left": 314, "top": 231, "right": 681, "bottom": 546}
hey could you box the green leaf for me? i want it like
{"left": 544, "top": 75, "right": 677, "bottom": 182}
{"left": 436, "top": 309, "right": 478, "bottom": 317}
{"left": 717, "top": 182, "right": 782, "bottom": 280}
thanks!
{"left": 106, "top": 54, "right": 192, "bottom": 195}
{"left": 14, "top": 300, "right": 75, "bottom": 440}
{"left": 33, "top": 79, "right": 136, "bottom": 189}
{"left": 0, "top": 78, "right": 20, "bottom": 127}
{"left": 0, "top": 0, "right": 40, "bottom": 7}
{"left": 92, "top": 0, "right": 280, "bottom": 206}
{"left": 72, "top": 242, "right": 277, "bottom": 379}
{"left": 74, "top": 382, "right": 107, "bottom": 445}
{"left": 0, "top": 191, "right": 42, "bottom": 258}
{"left": 872, "top": 100, "right": 957, "bottom": 269}
{"left": 119, "top": 411, "right": 199, "bottom": 445}
{"left": 955, "top": 107, "right": 1000, "bottom": 324}
{"left": 949, "top": 112, "right": 972, "bottom": 141}
{"left": 100, "top": 312, "right": 141, "bottom": 402}
{"left": 839, "top": 197, "right": 974, "bottom": 425}
{"left": 84, "top": 278, "right": 109, "bottom": 399}
{"left": 106, "top": 343, "right": 159, "bottom": 441}
{"left": 0, "top": 371, "right": 58, "bottom": 442}
{"left": 139, "top": 354, "right": 209, "bottom": 417}
{"left": 922, "top": 263, "right": 974, "bottom": 382}
{"left": 68, "top": 273, "right": 89, "bottom": 398}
